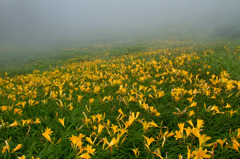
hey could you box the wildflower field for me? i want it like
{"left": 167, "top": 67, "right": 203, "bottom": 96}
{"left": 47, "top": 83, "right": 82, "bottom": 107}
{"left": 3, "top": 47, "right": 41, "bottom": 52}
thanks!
{"left": 0, "top": 39, "right": 240, "bottom": 158}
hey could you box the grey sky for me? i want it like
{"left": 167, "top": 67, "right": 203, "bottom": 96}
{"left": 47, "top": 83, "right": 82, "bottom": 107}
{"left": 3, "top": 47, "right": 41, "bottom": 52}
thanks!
{"left": 0, "top": 0, "right": 240, "bottom": 46}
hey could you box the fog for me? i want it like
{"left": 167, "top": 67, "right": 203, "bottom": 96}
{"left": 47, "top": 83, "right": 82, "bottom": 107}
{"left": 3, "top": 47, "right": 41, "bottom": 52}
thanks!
{"left": 0, "top": 0, "right": 240, "bottom": 47}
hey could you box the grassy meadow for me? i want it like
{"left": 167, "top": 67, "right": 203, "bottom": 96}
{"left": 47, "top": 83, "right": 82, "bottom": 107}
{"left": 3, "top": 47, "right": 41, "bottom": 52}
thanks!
{"left": 0, "top": 38, "right": 240, "bottom": 158}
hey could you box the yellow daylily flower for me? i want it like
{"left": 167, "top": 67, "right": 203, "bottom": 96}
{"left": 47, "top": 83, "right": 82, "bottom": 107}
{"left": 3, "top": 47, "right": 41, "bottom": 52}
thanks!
{"left": 191, "top": 147, "right": 211, "bottom": 159}
{"left": 69, "top": 133, "right": 85, "bottom": 148}
{"left": 79, "top": 153, "right": 91, "bottom": 159}
{"left": 184, "top": 127, "right": 192, "bottom": 137}
{"left": 178, "top": 123, "right": 185, "bottom": 133}
{"left": 86, "top": 137, "right": 94, "bottom": 145}
{"left": 97, "top": 124, "right": 104, "bottom": 135}
{"left": 42, "top": 127, "right": 53, "bottom": 143}
{"left": 187, "top": 119, "right": 194, "bottom": 127}
{"left": 106, "top": 137, "right": 119, "bottom": 149}
{"left": 89, "top": 98, "right": 95, "bottom": 104}
{"left": 197, "top": 119, "right": 204, "bottom": 129}
{"left": 230, "top": 139, "right": 240, "bottom": 151}
{"left": 85, "top": 144, "right": 96, "bottom": 155}
{"left": 198, "top": 134, "right": 211, "bottom": 147}
{"left": 149, "top": 121, "right": 159, "bottom": 127}
{"left": 179, "top": 154, "right": 183, "bottom": 159}
{"left": 9, "top": 121, "right": 19, "bottom": 127}
{"left": 2, "top": 139, "right": 10, "bottom": 154}
{"left": 11, "top": 144, "right": 22, "bottom": 153}
{"left": 189, "top": 101, "right": 197, "bottom": 108}
{"left": 217, "top": 139, "right": 227, "bottom": 148}
{"left": 18, "top": 155, "right": 25, "bottom": 159}
{"left": 142, "top": 135, "right": 155, "bottom": 150}
{"left": 58, "top": 118, "right": 65, "bottom": 127}
{"left": 188, "top": 110, "right": 195, "bottom": 117}
{"left": 34, "top": 118, "right": 41, "bottom": 124}
{"left": 132, "top": 147, "right": 139, "bottom": 157}
{"left": 192, "top": 128, "right": 201, "bottom": 138}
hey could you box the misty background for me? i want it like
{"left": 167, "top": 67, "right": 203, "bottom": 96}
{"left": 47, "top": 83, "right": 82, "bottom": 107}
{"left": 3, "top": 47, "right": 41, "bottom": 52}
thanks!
{"left": 0, "top": 0, "right": 240, "bottom": 48}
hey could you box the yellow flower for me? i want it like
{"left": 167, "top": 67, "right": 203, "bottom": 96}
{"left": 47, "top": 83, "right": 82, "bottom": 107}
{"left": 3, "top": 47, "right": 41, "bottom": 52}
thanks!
{"left": 142, "top": 135, "right": 155, "bottom": 150}
{"left": 174, "top": 123, "right": 185, "bottom": 140}
{"left": 86, "top": 137, "right": 94, "bottom": 145}
{"left": 197, "top": 119, "right": 204, "bottom": 129}
{"left": 141, "top": 121, "right": 151, "bottom": 132}
{"left": 198, "top": 134, "right": 211, "bottom": 147}
{"left": 2, "top": 146, "right": 7, "bottom": 154}
{"left": 188, "top": 110, "right": 195, "bottom": 117}
{"left": 2, "top": 139, "right": 10, "bottom": 154}
{"left": 18, "top": 155, "right": 25, "bottom": 159}
{"left": 149, "top": 121, "right": 159, "bottom": 128}
{"left": 58, "top": 118, "right": 65, "bottom": 127}
{"left": 56, "top": 138, "right": 61, "bottom": 144}
{"left": 79, "top": 153, "right": 91, "bottom": 159}
{"left": 22, "top": 120, "right": 27, "bottom": 126}
{"left": 224, "top": 103, "right": 231, "bottom": 108}
{"left": 11, "top": 144, "right": 22, "bottom": 153}
{"left": 179, "top": 154, "right": 183, "bottom": 159}
{"left": 230, "top": 139, "right": 240, "bottom": 151}
{"left": 164, "top": 131, "right": 175, "bottom": 138}
{"left": 34, "top": 118, "right": 41, "bottom": 124}
{"left": 102, "top": 138, "right": 109, "bottom": 149}
{"left": 111, "top": 124, "right": 119, "bottom": 135}
{"left": 118, "top": 108, "right": 124, "bottom": 115}
{"left": 237, "top": 128, "right": 240, "bottom": 139}
{"left": 85, "top": 144, "right": 96, "bottom": 155}
{"left": 217, "top": 139, "right": 226, "bottom": 148}
{"left": 42, "top": 127, "right": 53, "bottom": 143}
{"left": 184, "top": 127, "right": 192, "bottom": 137}
{"left": 106, "top": 137, "right": 119, "bottom": 149}
{"left": 97, "top": 124, "right": 104, "bottom": 135}
{"left": 229, "top": 109, "right": 237, "bottom": 117}
{"left": 77, "top": 95, "right": 83, "bottom": 102}
{"left": 9, "top": 121, "right": 19, "bottom": 127}
{"left": 103, "top": 96, "right": 112, "bottom": 102}
{"left": 191, "top": 147, "right": 211, "bottom": 159}
{"left": 26, "top": 119, "right": 32, "bottom": 125}
{"left": 89, "top": 98, "right": 95, "bottom": 104}
{"left": 178, "top": 123, "right": 185, "bottom": 134}
{"left": 132, "top": 148, "right": 139, "bottom": 157}
{"left": 175, "top": 130, "right": 184, "bottom": 140}
{"left": 95, "top": 114, "right": 103, "bottom": 123}
{"left": 189, "top": 101, "right": 197, "bottom": 108}
{"left": 117, "top": 108, "right": 126, "bottom": 120}
{"left": 14, "top": 108, "right": 22, "bottom": 115}
{"left": 69, "top": 133, "right": 85, "bottom": 148}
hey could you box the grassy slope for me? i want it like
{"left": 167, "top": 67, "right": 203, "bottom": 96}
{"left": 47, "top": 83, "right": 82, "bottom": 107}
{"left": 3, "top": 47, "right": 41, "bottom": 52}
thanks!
{"left": 0, "top": 37, "right": 240, "bottom": 158}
